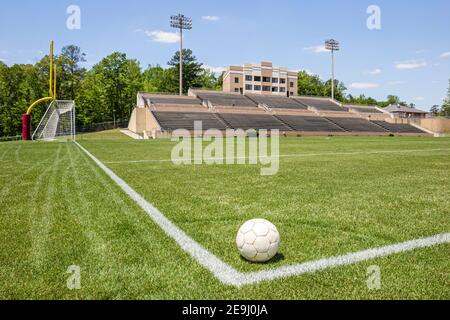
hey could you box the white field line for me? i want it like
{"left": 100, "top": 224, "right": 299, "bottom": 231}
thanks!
{"left": 74, "top": 141, "right": 450, "bottom": 287}
{"left": 74, "top": 141, "right": 241, "bottom": 286}
{"left": 103, "top": 148, "right": 450, "bottom": 164}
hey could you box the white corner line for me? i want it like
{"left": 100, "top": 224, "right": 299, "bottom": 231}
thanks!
{"left": 74, "top": 141, "right": 450, "bottom": 288}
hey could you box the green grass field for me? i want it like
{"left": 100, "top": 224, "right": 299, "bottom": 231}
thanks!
{"left": 1, "top": 131, "right": 449, "bottom": 299}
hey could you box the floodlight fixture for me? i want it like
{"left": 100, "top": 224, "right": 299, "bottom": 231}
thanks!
{"left": 170, "top": 14, "right": 193, "bottom": 96}
{"left": 325, "top": 39, "right": 340, "bottom": 100}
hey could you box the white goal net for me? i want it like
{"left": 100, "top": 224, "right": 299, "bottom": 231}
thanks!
{"left": 32, "top": 100, "right": 76, "bottom": 141}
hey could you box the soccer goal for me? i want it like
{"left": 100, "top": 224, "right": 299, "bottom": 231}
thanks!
{"left": 32, "top": 100, "right": 76, "bottom": 141}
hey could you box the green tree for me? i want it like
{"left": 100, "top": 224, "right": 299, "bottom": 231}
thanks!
{"left": 0, "top": 62, "right": 47, "bottom": 136}
{"left": 142, "top": 65, "right": 178, "bottom": 94}
{"left": 297, "top": 70, "right": 346, "bottom": 101}
{"left": 168, "top": 49, "right": 204, "bottom": 94}
{"left": 441, "top": 80, "right": 450, "bottom": 116}
{"left": 76, "top": 52, "right": 143, "bottom": 126}
{"left": 59, "top": 45, "right": 87, "bottom": 100}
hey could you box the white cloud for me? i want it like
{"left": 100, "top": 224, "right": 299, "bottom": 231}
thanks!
{"left": 349, "top": 82, "right": 379, "bottom": 89}
{"left": 413, "top": 96, "right": 425, "bottom": 101}
{"left": 395, "top": 60, "right": 427, "bottom": 70}
{"left": 368, "top": 68, "right": 382, "bottom": 75}
{"left": 202, "top": 16, "right": 220, "bottom": 21}
{"left": 145, "top": 30, "right": 180, "bottom": 43}
{"left": 133, "top": 28, "right": 143, "bottom": 33}
{"left": 204, "top": 65, "right": 226, "bottom": 74}
{"left": 440, "top": 51, "right": 450, "bottom": 58}
{"left": 292, "top": 69, "right": 314, "bottom": 75}
{"left": 388, "top": 80, "right": 406, "bottom": 85}
{"left": 304, "top": 45, "right": 328, "bottom": 53}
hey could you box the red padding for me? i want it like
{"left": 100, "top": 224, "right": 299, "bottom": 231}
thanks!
{"left": 22, "top": 114, "right": 31, "bottom": 140}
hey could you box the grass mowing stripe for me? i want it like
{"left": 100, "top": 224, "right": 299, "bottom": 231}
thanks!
{"left": 103, "top": 148, "right": 450, "bottom": 164}
{"left": 29, "top": 145, "right": 64, "bottom": 268}
{"left": 75, "top": 140, "right": 450, "bottom": 288}
{"left": 74, "top": 141, "right": 242, "bottom": 286}
{"left": 0, "top": 145, "right": 57, "bottom": 199}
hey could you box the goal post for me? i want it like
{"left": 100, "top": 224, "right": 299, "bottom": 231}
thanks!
{"left": 32, "top": 100, "right": 76, "bottom": 141}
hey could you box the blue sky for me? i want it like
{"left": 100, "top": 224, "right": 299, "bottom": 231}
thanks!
{"left": 0, "top": 0, "right": 449, "bottom": 109}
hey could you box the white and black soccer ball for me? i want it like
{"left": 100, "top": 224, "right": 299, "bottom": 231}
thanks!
{"left": 236, "top": 218, "right": 280, "bottom": 262}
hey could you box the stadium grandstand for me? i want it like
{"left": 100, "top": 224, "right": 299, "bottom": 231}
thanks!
{"left": 127, "top": 90, "right": 430, "bottom": 138}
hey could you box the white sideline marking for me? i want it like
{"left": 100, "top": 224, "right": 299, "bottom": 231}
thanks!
{"left": 74, "top": 141, "right": 240, "bottom": 285}
{"left": 74, "top": 141, "right": 450, "bottom": 287}
{"left": 103, "top": 148, "right": 450, "bottom": 164}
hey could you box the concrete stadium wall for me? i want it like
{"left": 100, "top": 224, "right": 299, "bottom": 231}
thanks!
{"left": 128, "top": 107, "right": 161, "bottom": 134}
{"left": 152, "top": 130, "right": 430, "bottom": 139}
{"left": 413, "top": 118, "right": 450, "bottom": 134}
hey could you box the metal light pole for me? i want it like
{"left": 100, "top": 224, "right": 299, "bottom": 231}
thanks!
{"left": 170, "top": 14, "right": 192, "bottom": 96}
{"left": 325, "top": 39, "right": 340, "bottom": 100}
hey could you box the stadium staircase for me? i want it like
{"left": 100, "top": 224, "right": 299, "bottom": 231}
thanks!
{"left": 322, "top": 117, "right": 349, "bottom": 132}
{"left": 271, "top": 115, "right": 296, "bottom": 131}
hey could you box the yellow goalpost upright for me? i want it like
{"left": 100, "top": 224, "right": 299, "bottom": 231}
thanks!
{"left": 22, "top": 40, "right": 57, "bottom": 140}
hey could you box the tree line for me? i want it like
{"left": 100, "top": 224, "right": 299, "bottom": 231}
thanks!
{"left": 0, "top": 45, "right": 448, "bottom": 137}
{"left": 0, "top": 46, "right": 220, "bottom": 137}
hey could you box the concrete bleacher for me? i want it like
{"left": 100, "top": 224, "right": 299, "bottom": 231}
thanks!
{"left": 246, "top": 94, "right": 307, "bottom": 110}
{"left": 152, "top": 111, "right": 228, "bottom": 131}
{"left": 371, "top": 121, "right": 426, "bottom": 134}
{"left": 130, "top": 92, "right": 430, "bottom": 137}
{"left": 346, "top": 105, "right": 383, "bottom": 114}
{"left": 294, "top": 97, "right": 349, "bottom": 112}
{"left": 326, "top": 117, "right": 388, "bottom": 132}
{"left": 218, "top": 113, "right": 291, "bottom": 131}
{"left": 275, "top": 115, "right": 344, "bottom": 132}
{"left": 142, "top": 94, "right": 202, "bottom": 106}
{"left": 196, "top": 92, "right": 257, "bottom": 108}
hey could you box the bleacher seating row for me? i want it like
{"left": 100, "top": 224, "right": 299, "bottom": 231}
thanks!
{"left": 275, "top": 115, "right": 343, "bottom": 132}
{"left": 145, "top": 96, "right": 202, "bottom": 106}
{"left": 143, "top": 93, "right": 348, "bottom": 112}
{"left": 196, "top": 92, "right": 257, "bottom": 108}
{"left": 371, "top": 121, "right": 425, "bottom": 133}
{"left": 347, "top": 106, "right": 383, "bottom": 114}
{"left": 151, "top": 111, "right": 426, "bottom": 134}
{"left": 326, "top": 117, "right": 387, "bottom": 132}
{"left": 294, "top": 97, "right": 349, "bottom": 112}
{"left": 152, "top": 111, "right": 227, "bottom": 130}
{"left": 247, "top": 94, "right": 307, "bottom": 110}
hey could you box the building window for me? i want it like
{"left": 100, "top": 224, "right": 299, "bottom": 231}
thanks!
{"left": 280, "top": 78, "right": 286, "bottom": 84}
{"left": 254, "top": 85, "right": 261, "bottom": 91}
{"left": 234, "top": 88, "right": 240, "bottom": 92}
{"left": 245, "top": 84, "right": 252, "bottom": 90}
{"left": 263, "top": 76, "right": 271, "bottom": 83}
{"left": 290, "top": 92, "right": 294, "bottom": 96}
{"left": 262, "top": 86, "right": 271, "bottom": 91}
{"left": 254, "top": 76, "right": 261, "bottom": 82}
{"left": 245, "top": 75, "right": 252, "bottom": 81}
{"left": 280, "top": 87, "right": 286, "bottom": 93}
{"left": 290, "top": 81, "right": 294, "bottom": 88}
{"left": 272, "top": 78, "right": 279, "bottom": 84}
{"left": 234, "top": 77, "right": 240, "bottom": 83}
{"left": 272, "top": 87, "right": 278, "bottom": 92}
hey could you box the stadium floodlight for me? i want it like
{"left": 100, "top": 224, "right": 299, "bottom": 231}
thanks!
{"left": 325, "top": 39, "right": 340, "bottom": 100}
{"left": 170, "top": 14, "right": 193, "bottom": 96}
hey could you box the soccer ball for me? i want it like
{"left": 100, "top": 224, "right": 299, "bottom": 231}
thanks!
{"left": 236, "top": 219, "right": 280, "bottom": 262}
